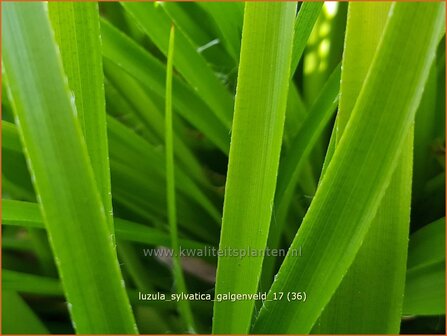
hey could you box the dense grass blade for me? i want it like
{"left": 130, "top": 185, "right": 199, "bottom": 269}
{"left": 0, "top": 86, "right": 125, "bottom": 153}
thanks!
{"left": 100, "top": 19, "right": 230, "bottom": 154}
{"left": 122, "top": 2, "right": 234, "bottom": 128}
{"left": 165, "top": 25, "right": 196, "bottom": 333}
{"left": 104, "top": 60, "right": 207, "bottom": 186}
{"left": 107, "top": 117, "right": 221, "bottom": 230}
{"left": 161, "top": 3, "right": 235, "bottom": 70}
{"left": 212, "top": 3, "right": 296, "bottom": 334}
{"left": 104, "top": 78, "right": 158, "bottom": 144}
{"left": 4, "top": 116, "right": 221, "bottom": 238}
{"left": 317, "top": 3, "right": 413, "bottom": 333}
{"left": 2, "top": 3, "right": 137, "bottom": 333}
{"left": 253, "top": 3, "right": 444, "bottom": 333}
{"left": 403, "top": 218, "right": 446, "bottom": 316}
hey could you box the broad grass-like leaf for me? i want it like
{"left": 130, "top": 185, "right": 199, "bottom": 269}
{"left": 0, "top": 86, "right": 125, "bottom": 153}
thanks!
{"left": 2, "top": 3, "right": 137, "bottom": 333}
{"left": 253, "top": 3, "right": 444, "bottom": 333}
{"left": 316, "top": 3, "right": 413, "bottom": 333}
{"left": 48, "top": 3, "right": 114, "bottom": 235}
{"left": 403, "top": 218, "right": 446, "bottom": 316}
{"left": 212, "top": 3, "right": 296, "bottom": 333}
{"left": 47, "top": 9, "right": 159, "bottom": 312}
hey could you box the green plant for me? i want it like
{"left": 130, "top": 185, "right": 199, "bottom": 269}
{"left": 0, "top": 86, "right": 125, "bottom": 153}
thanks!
{"left": 2, "top": 1, "right": 445, "bottom": 334}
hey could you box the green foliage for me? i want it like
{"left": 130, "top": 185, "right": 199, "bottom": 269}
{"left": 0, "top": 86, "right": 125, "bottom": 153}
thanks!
{"left": 3, "top": 3, "right": 137, "bottom": 333}
{"left": 403, "top": 218, "right": 446, "bottom": 316}
{"left": 253, "top": 2, "right": 444, "bottom": 333}
{"left": 165, "top": 25, "right": 196, "bottom": 332}
{"left": 2, "top": 2, "right": 445, "bottom": 334}
{"left": 2, "top": 290, "right": 49, "bottom": 334}
{"left": 316, "top": 3, "right": 412, "bottom": 333}
{"left": 48, "top": 2, "right": 114, "bottom": 235}
{"left": 212, "top": 3, "right": 296, "bottom": 333}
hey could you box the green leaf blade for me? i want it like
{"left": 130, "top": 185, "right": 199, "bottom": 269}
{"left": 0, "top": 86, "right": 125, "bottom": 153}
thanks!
{"left": 403, "top": 218, "right": 446, "bottom": 316}
{"left": 290, "top": 2, "right": 324, "bottom": 76}
{"left": 212, "top": 2, "right": 296, "bottom": 334}
{"left": 196, "top": 2, "right": 244, "bottom": 63}
{"left": 2, "top": 199, "right": 208, "bottom": 251}
{"left": 48, "top": 3, "right": 114, "bottom": 235}
{"left": 2, "top": 290, "right": 49, "bottom": 334}
{"left": 253, "top": 3, "right": 444, "bottom": 333}
{"left": 165, "top": 25, "right": 196, "bottom": 332}
{"left": 317, "top": 3, "right": 414, "bottom": 333}
{"left": 2, "top": 3, "right": 137, "bottom": 333}
{"left": 122, "top": 2, "right": 234, "bottom": 128}
{"left": 100, "top": 19, "right": 230, "bottom": 154}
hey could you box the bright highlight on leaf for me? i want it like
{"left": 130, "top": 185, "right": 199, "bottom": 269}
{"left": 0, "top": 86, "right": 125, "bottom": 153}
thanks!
{"left": 2, "top": 2, "right": 137, "bottom": 333}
